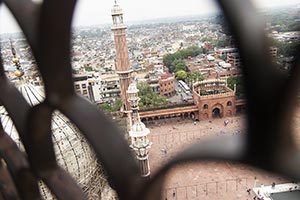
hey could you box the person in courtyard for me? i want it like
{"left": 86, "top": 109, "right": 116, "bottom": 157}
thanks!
{"left": 224, "top": 119, "right": 229, "bottom": 126}
{"left": 247, "top": 188, "right": 251, "bottom": 195}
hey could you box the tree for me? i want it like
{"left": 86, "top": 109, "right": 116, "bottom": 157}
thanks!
{"left": 212, "top": 38, "right": 230, "bottom": 48}
{"left": 137, "top": 82, "right": 168, "bottom": 108}
{"left": 200, "top": 36, "right": 213, "bottom": 43}
{"left": 163, "top": 46, "right": 204, "bottom": 73}
{"left": 137, "top": 82, "right": 153, "bottom": 96}
{"left": 227, "top": 76, "right": 245, "bottom": 99}
{"left": 271, "top": 39, "right": 300, "bottom": 57}
{"left": 185, "top": 71, "right": 204, "bottom": 87}
{"left": 172, "top": 59, "right": 187, "bottom": 72}
{"left": 218, "top": 55, "right": 226, "bottom": 61}
{"left": 163, "top": 54, "right": 176, "bottom": 69}
{"left": 99, "top": 98, "right": 122, "bottom": 112}
{"left": 175, "top": 70, "right": 187, "bottom": 80}
{"left": 84, "top": 65, "right": 93, "bottom": 72}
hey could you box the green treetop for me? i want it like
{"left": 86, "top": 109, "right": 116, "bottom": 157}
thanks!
{"left": 137, "top": 82, "right": 168, "bottom": 108}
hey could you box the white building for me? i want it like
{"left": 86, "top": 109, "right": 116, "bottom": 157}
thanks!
{"left": 74, "top": 74, "right": 91, "bottom": 100}
{"left": 0, "top": 84, "right": 114, "bottom": 199}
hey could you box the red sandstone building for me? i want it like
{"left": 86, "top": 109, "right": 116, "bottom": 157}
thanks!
{"left": 140, "top": 78, "right": 237, "bottom": 122}
{"left": 193, "top": 79, "right": 236, "bottom": 120}
{"left": 159, "top": 74, "right": 175, "bottom": 97}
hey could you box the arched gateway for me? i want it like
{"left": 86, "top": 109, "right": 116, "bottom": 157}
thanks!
{"left": 212, "top": 103, "right": 223, "bottom": 118}
{"left": 193, "top": 79, "right": 236, "bottom": 120}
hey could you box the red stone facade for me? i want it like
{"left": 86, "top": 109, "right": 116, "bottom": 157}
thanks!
{"left": 159, "top": 74, "right": 175, "bottom": 97}
{"left": 195, "top": 94, "right": 236, "bottom": 119}
{"left": 193, "top": 79, "right": 236, "bottom": 120}
{"left": 112, "top": 15, "right": 132, "bottom": 112}
{"left": 140, "top": 79, "right": 237, "bottom": 122}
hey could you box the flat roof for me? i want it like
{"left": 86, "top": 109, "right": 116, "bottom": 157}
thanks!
{"left": 271, "top": 190, "right": 300, "bottom": 200}
{"left": 253, "top": 183, "right": 300, "bottom": 200}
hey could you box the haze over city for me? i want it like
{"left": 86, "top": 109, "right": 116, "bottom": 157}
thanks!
{"left": 0, "top": 0, "right": 299, "bottom": 34}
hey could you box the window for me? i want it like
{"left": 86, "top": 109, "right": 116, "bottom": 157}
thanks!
{"left": 82, "top": 84, "right": 86, "bottom": 88}
{"left": 83, "top": 90, "right": 88, "bottom": 95}
{"left": 227, "top": 101, "right": 232, "bottom": 106}
{"left": 75, "top": 84, "right": 80, "bottom": 89}
{"left": 203, "top": 104, "right": 208, "bottom": 109}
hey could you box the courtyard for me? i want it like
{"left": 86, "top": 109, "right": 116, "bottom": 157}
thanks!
{"left": 147, "top": 110, "right": 299, "bottom": 200}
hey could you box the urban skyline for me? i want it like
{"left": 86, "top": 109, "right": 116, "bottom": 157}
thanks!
{"left": 0, "top": 0, "right": 299, "bottom": 34}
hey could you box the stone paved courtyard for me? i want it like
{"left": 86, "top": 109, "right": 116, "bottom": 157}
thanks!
{"left": 147, "top": 109, "right": 300, "bottom": 200}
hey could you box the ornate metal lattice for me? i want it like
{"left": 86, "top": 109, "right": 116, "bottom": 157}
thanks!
{"left": 0, "top": 0, "right": 299, "bottom": 199}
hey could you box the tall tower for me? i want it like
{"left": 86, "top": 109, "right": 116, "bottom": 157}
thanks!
{"left": 111, "top": 1, "right": 132, "bottom": 112}
{"left": 10, "top": 40, "right": 24, "bottom": 78}
{"left": 127, "top": 82, "right": 152, "bottom": 178}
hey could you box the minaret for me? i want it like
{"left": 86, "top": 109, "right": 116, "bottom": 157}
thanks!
{"left": 127, "top": 82, "right": 152, "bottom": 178}
{"left": 10, "top": 40, "right": 24, "bottom": 78}
{"left": 111, "top": 1, "right": 132, "bottom": 112}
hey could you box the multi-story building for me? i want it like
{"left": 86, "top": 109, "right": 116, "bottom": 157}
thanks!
{"left": 100, "top": 73, "right": 121, "bottom": 103}
{"left": 73, "top": 74, "right": 91, "bottom": 100}
{"left": 216, "top": 48, "right": 238, "bottom": 58}
{"left": 227, "top": 52, "right": 241, "bottom": 68}
{"left": 159, "top": 74, "right": 175, "bottom": 97}
{"left": 147, "top": 70, "right": 160, "bottom": 93}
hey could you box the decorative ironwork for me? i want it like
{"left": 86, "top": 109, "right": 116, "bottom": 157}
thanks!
{"left": 0, "top": 0, "right": 299, "bottom": 200}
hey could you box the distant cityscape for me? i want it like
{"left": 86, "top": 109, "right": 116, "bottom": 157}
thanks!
{"left": 1, "top": 7, "right": 299, "bottom": 107}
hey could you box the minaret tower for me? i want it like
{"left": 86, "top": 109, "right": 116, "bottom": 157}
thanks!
{"left": 127, "top": 82, "right": 152, "bottom": 178}
{"left": 111, "top": 1, "right": 132, "bottom": 112}
{"left": 10, "top": 40, "right": 24, "bottom": 78}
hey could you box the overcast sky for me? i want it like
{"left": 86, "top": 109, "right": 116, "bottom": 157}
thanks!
{"left": 0, "top": 0, "right": 299, "bottom": 34}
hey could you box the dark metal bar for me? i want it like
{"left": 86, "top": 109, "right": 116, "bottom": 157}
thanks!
{"left": 0, "top": 127, "right": 41, "bottom": 199}
{"left": 0, "top": 146, "right": 20, "bottom": 200}
{"left": 3, "top": 0, "right": 40, "bottom": 55}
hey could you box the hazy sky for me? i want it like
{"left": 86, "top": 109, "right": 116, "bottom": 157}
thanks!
{"left": 0, "top": 0, "right": 299, "bottom": 34}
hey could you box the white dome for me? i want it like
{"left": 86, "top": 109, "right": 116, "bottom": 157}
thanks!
{"left": 129, "top": 121, "right": 150, "bottom": 137}
{"left": 127, "top": 82, "right": 139, "bottom": 94}
{"left": 0, "top": 84, "right": 105, "bottom": 199}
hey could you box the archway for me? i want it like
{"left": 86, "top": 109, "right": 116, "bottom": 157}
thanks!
{"left": 227, "top": 101, "right": 232, "bottom": 106}
{"left": 211, "top": 103, "right": 223, "bottom": 118}
{"left": 212, "top": 108, "right": 221, "bottom": 118}
{"left": 190, "top": 112, "right": 195, "bottom": 120}
{"left": 184, "top": 112, "right": 189, "bottom": 119}
{"left": 141, "top": 118, "right": 147, "bottom": 125}
{"left": 148, "top": 117, "right": 153, "bottom": 125}
{"left": 154, "top": 116, "right": 159, "bottom": 125}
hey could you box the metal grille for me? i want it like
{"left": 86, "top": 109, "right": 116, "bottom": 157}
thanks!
{"left": 0, "top": 0, "right": 299, "bottom": 199}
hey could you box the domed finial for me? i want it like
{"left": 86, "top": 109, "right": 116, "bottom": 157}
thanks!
{"left": 114, "top": 0, "right": 117, "bottom": 5}
{"left": 10, "top": 39, "right": 24, "bottom": 78}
